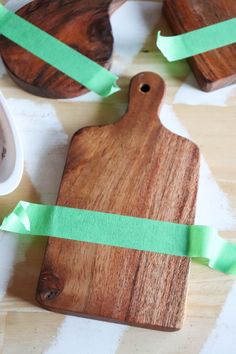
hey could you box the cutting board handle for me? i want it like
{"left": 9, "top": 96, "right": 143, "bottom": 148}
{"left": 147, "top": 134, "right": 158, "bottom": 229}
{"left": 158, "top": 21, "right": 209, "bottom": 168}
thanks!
{"left": 87, "top": 0, "right": 126, "bottom": 13}
{"left": 123, "top": 72, "right": 165, "bottom": 127}
{"left": 109, "top": 0, "right": 127, "bottom": 14}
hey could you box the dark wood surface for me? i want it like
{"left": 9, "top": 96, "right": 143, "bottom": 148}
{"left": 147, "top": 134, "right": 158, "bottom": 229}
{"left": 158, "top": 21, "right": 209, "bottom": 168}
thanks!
{"left": 163, "top": 0, "right": 236, "bottom": 91}
{"left": 36, "top": 72, "right": 200, "bottom": 331}
{"left": 0, "top": 0, "right": 126, "bottom": 99}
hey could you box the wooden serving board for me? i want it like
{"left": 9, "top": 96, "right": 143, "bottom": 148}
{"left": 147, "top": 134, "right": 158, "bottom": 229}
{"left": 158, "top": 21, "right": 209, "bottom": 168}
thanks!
{"left": 163, "top": 0, "right": 236, "bottom": 91}
{"left": 0, "top": 0, "right": 126, "bottom": 99}
{"left": 36, "top": 72, "right": 200, "bottom": 331}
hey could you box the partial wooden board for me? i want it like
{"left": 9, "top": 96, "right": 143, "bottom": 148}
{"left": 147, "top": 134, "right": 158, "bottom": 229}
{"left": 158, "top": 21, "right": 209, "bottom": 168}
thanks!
{"left": 163, "top": 0, "right": 236, "bottom": 91}
{"left": 0, "top": 0, "right": 126, "bottom": 99}
{"left": 36, "top": 72, "right": 200, "bottom": 331}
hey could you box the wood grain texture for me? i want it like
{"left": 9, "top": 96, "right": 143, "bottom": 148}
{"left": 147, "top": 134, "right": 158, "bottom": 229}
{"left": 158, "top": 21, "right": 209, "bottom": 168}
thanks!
{"left": 36, "top": 72, "right": 200, "bottom": 331}
{"left": 0, "top": 0, "right": 126, "bottom": 99}
{"left": 163, "top": 0, "right": 236, "bottom": 91}
{"left": 1, "top": 2, "right": 236, "bottom": 349}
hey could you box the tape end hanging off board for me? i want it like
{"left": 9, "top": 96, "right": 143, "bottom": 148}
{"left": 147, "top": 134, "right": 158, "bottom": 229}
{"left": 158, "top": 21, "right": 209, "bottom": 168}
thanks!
{"left": 162, "top": 0, "right": 236, "bottom": 91}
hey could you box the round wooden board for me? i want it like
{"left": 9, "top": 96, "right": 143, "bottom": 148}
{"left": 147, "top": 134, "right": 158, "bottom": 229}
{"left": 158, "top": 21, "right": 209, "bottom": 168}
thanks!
{"left": 0, "top": 0, "right": 117, "bottom": 98}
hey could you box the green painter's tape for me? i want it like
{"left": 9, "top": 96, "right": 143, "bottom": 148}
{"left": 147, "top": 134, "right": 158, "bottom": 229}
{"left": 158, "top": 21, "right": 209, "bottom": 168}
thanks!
{"left": 157, "top": 18, "right": 236, "bottom": 61}
{"left": 1, "top": 201, "right": 236, "bottom": 275}
{"left": 0, "top": 5, "right": 119, "bottom": 96}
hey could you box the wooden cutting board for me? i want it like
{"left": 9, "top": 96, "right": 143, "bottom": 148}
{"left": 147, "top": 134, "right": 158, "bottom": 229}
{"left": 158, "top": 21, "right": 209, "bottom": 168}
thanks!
{"left": 36, "top": 72, "right": 200, "bottom": 331}
{"left": 163, "top": 0, "right": 236, "bottom": 91}
{"left": 0, "top": 0, "right": 126, "bottom": 99}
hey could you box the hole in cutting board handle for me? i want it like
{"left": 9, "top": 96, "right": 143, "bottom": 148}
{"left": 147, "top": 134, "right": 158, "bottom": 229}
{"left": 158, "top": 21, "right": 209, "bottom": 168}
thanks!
{"left": 126, "top": 73, "right": 164, "bottom": 125}
{"left": 140, "top": 84, "right": 150, "bottom": 93}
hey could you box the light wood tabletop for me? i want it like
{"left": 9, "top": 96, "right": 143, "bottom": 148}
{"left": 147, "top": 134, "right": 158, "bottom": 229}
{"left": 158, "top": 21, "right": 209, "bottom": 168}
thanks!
{"left": 0, "top": 1, "right": 236, "bottom": 353}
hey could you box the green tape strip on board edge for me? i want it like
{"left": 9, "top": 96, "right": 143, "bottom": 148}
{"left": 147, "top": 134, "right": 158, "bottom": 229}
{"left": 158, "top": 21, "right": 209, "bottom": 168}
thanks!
{"left": 0, "top": 5, "right": 119, "bottom": 96}
{"left": 1, "top": 201, "right": 236, "bottom": 275}
{"left": 157, "top": 18, "right": 236, "bottom": 61}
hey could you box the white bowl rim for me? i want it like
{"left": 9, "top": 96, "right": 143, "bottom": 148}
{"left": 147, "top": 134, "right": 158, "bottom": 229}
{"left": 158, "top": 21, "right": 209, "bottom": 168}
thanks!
{"left": 0, "top": 92, "right": 24, "bottom": 196}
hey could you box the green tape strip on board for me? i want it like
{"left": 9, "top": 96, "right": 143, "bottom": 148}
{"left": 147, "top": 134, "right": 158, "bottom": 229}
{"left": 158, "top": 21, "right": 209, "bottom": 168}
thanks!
{"left": 1, "top": 201, "right": 236, "bottom": 275}
{"left": 157, "top": 18, "right": 236, "bottom": 61}
{"left": 0, "top": 5, "right": 119, "bottom": 96}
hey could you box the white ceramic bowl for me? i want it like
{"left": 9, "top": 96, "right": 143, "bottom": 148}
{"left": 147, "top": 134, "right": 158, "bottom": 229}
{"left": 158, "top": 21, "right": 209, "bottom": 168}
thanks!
{"left": 0, "top": 92, "right": 23, "bottom": 196}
